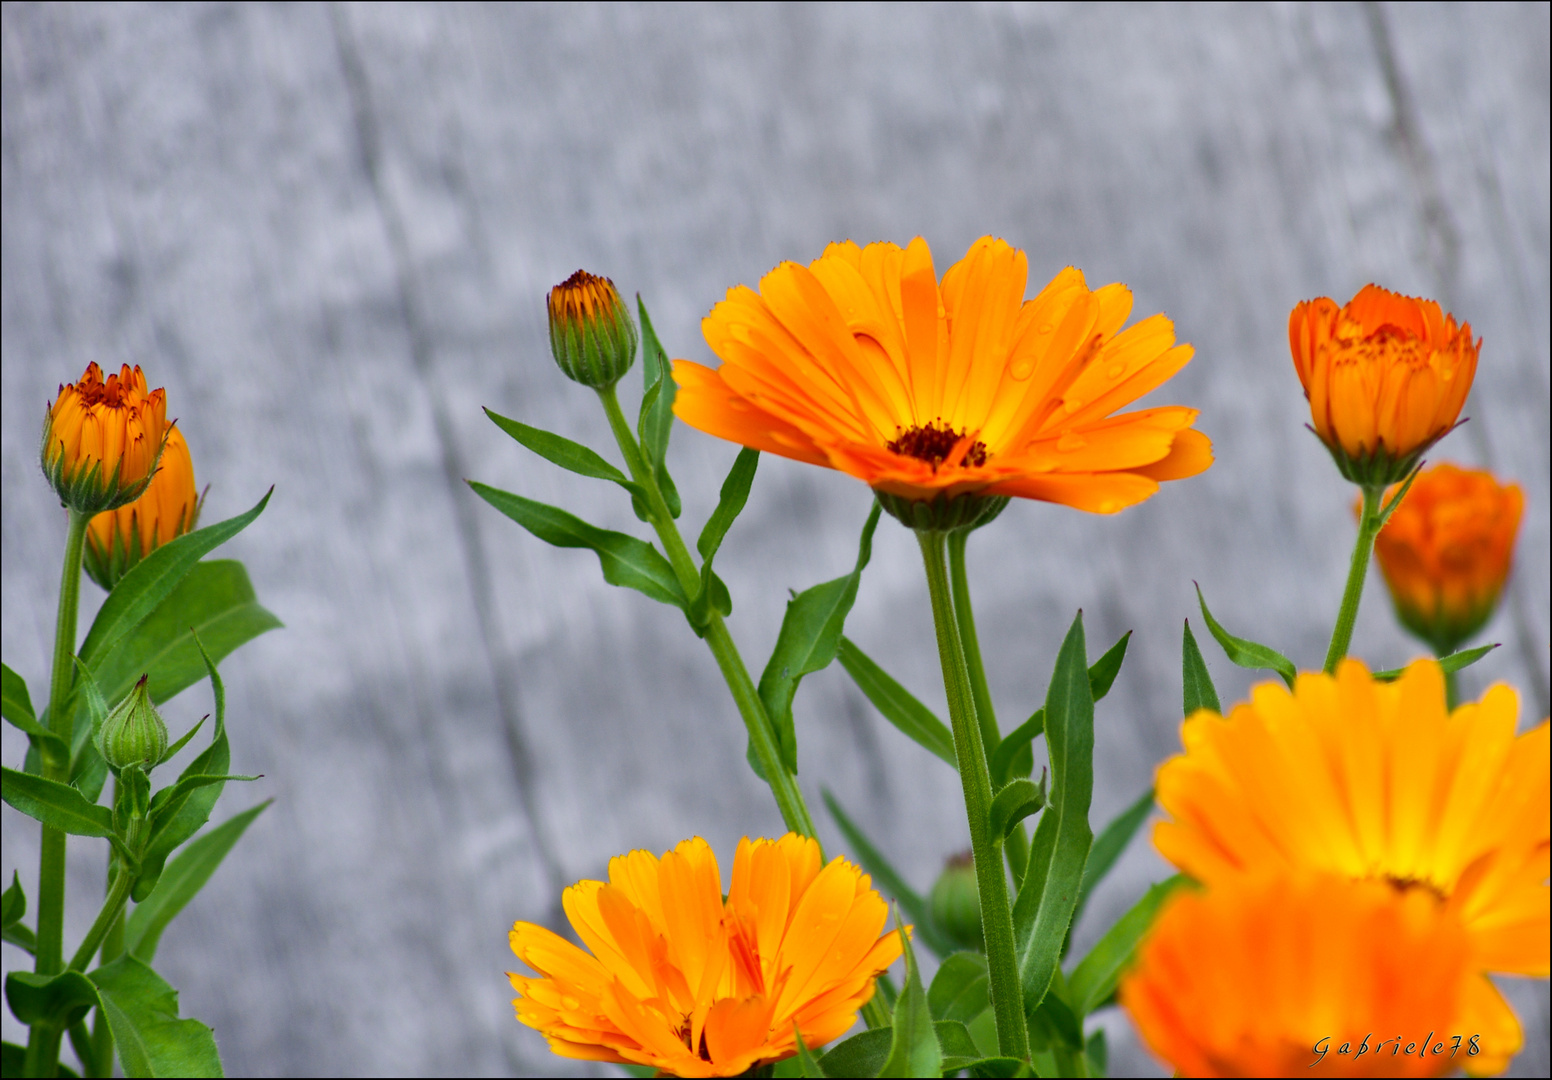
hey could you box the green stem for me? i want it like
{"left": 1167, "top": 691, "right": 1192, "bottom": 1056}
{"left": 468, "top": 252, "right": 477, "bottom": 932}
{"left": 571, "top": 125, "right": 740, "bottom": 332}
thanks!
{"left": 67, "top": 862, "right": 135, "bottom": 974}
{"left": 26, "top": 510, "right": 89, "bottom": 1078}
{"left": 1324, "top": 486, "right": 1382, "bottom": 673}
{"left": 948, "top": 532, "right": 1030, "bottom": 882}
{"left": 917, "top": 531, "right": 1030, "bottom": 1062}
{"left": 596, "top": 386, "right": 818, "bottom": 840}
{"left": 1444, "top": 668, "right": 1460, "bottom": 711}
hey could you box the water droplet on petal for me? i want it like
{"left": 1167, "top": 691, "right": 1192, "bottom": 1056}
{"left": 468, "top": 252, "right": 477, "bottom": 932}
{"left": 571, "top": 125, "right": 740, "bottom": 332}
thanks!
{"left": 1107, "top": 362, "right": 1127, "bottom": 380}
{"left": 1061, "top": 397, "right": 1083, "bottom": 414}
{"left": 1010, "top": 359, "right": 1034, "bottom": 381}
{"left": 1057, "top": 432, "right": 1087, "bottom": 451}
{"left": 1040, "top": 323, "right": 1055, "bottom": 334}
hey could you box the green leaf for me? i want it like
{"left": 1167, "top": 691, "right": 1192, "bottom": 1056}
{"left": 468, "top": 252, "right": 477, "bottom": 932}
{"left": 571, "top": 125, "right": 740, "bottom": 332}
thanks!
{"left": 1181, "top": 619, "right": 1222, "bottom": 715}
{"left": 698, "top": 448, "right": 760, "bottom": 563}
{"left": 127, "top": 801, "right": 270, "bottom": 963}
{"left": 0, "top": 766, "right": 120, "bottom": 845}
{"left": 79, "top": 491, "right": 272, "bottom": 670}
{"left": 1087, "top": 631, "right": 1131, "bottom": 702}
{"left": 793, "top": 1024, "right": 826, "bottom": 1078}
{"left": 636, "top": 297, "right": 677, "bottom": 474}
{"left": 5, "top": 970, "right": 100, "bottom": 1028}
{"left": 134, "top": 637, "right": 230, "bottom": 903}
{"left": 878, "top": 910, "right": 939, "bottom": 1078}
{"left": 1, "top": 1042, "right": 23, "bottom": 1077}
{"left": 1195, "top": 584, "right": 1296, "bottom": 688}
{"left": 3, "top": 923, "right": 36, "bottom": 955}
{"left": 1373, "top": 643, "right": 1498, "bottom": 680}
{"left": 89, "top": 956, "right": 223, "bottom": 1078}
{"left": 756, "top": 505, "right": 882, "bottom": 776}
{"left": 483, "top": 407, "right": 645, "bottom": 499}
{"left": 1067, "top": 875, "right": 1188, "bottom": 1016}
{"left": 89, "top": 561, "right": 281, "bottom": 711}
{"left": 71, "top": 659, "right": 111, "bottom": 766}
{"left": 822, "top": 790, "right": 954, "bottom": 958}
{"left": 1, "top": 873, "right": 23, "bottom": 929}
{"left": 1027, "top": 979, "right": 1083, "bottom": 1051}
{"left": 468, "top": 483, "right": 685, "bottom": 608}
{"left": 1085, "top": 1028, "right": 1108, "bottom": 1076}
{"left": 1074, "top": 787, "right": 1154, "bottom": 925}
{"left": 932, "top": 1020, "right": 983, "bottom": 1073}
{"left": 989, "top": 709, "right": 1043, "bottom": 787}
{"left": 836, "top": 638, "right": 955, "bottom": 768}
{"left": 989, "top": 778, "right": 1047, "bottom": 841}
{"left": 818, "top": 1023, "right": 977, "bottom": 1079}
{"left": 1014, "top": 612, "right": 1095, "bottom": 1015}
{"left": 158, "top": 717, "right": 207, "bottom": 768}
{"left": 2, "top": 662, "right": 67, "bottom": 767}
{"left": 928, "top": 951, "right": 989, "bottom": 1023}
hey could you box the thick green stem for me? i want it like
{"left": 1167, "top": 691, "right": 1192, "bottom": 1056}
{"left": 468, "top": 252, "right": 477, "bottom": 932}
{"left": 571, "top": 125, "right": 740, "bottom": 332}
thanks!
{"left": 596, "top": 386, "right": 818, "bottom": 839}
{"left": 917, "top": 531, "right": 1030, "bottom": 1061}
{"left": 1324, "top": 487, "right": 1383, "bottom": 673}
{"left": 26, "top": 510, "right": 89, "bottom": 1078}
{"left": 1444, "top": 668, "right": 1461, "bottom": 711}
{"left": 947, "top": 532, "right": 1030, "bottom": 882}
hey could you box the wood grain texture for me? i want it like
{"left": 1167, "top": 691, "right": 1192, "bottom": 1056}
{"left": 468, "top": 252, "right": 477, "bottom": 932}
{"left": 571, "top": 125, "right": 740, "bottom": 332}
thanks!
{"left": 3, "top": 3, "right": 1546, "bottom": 1075}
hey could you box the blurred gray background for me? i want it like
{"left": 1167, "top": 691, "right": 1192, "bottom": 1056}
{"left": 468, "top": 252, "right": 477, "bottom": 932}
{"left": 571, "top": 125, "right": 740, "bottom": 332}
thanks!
{"left": 3, "top": 2, "right": 1547, "bottom": 1076}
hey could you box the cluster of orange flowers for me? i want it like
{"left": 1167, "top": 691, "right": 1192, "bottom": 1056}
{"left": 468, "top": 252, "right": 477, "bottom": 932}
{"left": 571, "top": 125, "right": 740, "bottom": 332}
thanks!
{"left": 506, "top": 240, "right": 1539, "bottom": 1077}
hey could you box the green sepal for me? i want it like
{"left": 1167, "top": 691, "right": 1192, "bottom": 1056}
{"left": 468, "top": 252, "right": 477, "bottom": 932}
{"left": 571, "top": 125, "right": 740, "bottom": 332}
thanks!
{"left": 1067, "top": 875, "right": 1188, "bottom": 1017}
{"left": 1195, "top": 583, "right": 1297, "bottom": 688}
{"left": 2, "top": 662, "right": 68, "bottom": 769}
{"left": 5, "top": 969, "right": 100, "bottom": 1028}
{"left": 89, "top": 955, "right": 223, "bottom": 1078}
{"left": 1013, "top": 612, "right": 1095, "bottom": 1014}
{"left": 753, "top": 504, "right": 881, "bottom": 777}
{"left": 793, "top": 1024, "right": 826, "bottom": 1078}
{"left": 127, "top": 800, "right": 270, "bottom": 962}
{"left": 823, "top": 790, "right": 954, "bottom": 958}
{"left": 1373, "top": 643, "right": 1497, "bottom": 681}
{"left": 1313, "top": 426, "right": 1439, "bottom": 490}
{"left": 78, "top": 491, "right": 272, "bottom": 673}
{"left": 1073, "top": 787, "right": 1154, "bottom": 930}
{"left": 1181, "top": 619, "right": 1222, "bottom": 715}
{"left": 989, "top": 777, "right": 1047, "bottom": 841}
{"left": 468, "top": 483, "right": 685, "bottom": 608}
{"left": 835, "top": 638, "right": 955, "bottom": 767}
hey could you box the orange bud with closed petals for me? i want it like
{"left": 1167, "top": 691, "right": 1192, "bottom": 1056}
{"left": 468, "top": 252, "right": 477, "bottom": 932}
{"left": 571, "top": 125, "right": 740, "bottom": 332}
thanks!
{"left": 41, "top": 363, "right": 168, "bottom": 514}
{"left": 1367, "top": 464, "right": 1523, "bottom": 655}
{"left": 547, "top": 270, "right": 638, "bottom": 389}
{"left": 84, "top": 426, "right": 201, "bottom": 590}
{"left": 1289, "top": 285, "right": 1477, "bottom": 487}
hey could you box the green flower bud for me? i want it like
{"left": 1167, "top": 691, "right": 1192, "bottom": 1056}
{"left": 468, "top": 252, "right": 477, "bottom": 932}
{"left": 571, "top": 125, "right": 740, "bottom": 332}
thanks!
{"left": 547, "top": 270, "right": 639, "bottom": 389}
{"left": 97, "top": 675, "right": 168, "bottom": 773}
{"left": 930, "top": 851, "right": 983, "bottom": 951}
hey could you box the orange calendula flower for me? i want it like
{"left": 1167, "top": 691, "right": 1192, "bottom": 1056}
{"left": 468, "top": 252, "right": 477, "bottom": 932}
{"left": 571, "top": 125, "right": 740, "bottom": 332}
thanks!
{"left": 1154, "top": 658, "right": 1549, "bottom": 983}
{"left": 1365, "top": 464, "right": 1525, "bottom": 655}
{"left": 547, "top": 270, "right": 639, "bottom": 389}
{"left": 41, "top": 362, "right": 169, "bottom": 514}
{"left": 1289, "top": 285, "right": 1478, "bottom": 487}
{"left": 508, "top": 834, "right": 903, "bottom": 1077}
{"left": 84, "top": 425, "right": 201, "bottom": 590}
{"left": 673, "top": 236, "right": 1211, "bottom": 529}
{"left": 1121, "top": 873, "right": 1522, "bottom": 1077}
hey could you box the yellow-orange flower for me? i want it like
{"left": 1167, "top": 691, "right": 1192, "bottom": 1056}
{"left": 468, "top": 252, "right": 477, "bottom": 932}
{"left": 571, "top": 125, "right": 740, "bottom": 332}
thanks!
{"left": 673, "top": 237, "right": 1211, "bottom": 525}
{"left": 1289, "top": 285, "right": 1478, "bottom": 486}
{"left": 1120, "top": 873, "right": 1522, "bottom": 1077}
{"left": 1154, "top": 659, "right": 1549, "bottom": 981}
{"left": 83, "top": 426, "right": 201, "bottom": 590}
{"left": 41, "top": 362, "right": 168, "bottom": 514}
{"left": 1365, "top": 464, "right": 1524, "bottom": 654}
{"left": 508, "top": 834, "right": 903, "bottom": 1077}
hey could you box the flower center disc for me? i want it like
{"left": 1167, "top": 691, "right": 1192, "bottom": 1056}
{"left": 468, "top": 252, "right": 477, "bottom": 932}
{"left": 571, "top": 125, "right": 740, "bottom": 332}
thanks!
{"left": 886, "top": 421, "right": 988, "bottom": 470}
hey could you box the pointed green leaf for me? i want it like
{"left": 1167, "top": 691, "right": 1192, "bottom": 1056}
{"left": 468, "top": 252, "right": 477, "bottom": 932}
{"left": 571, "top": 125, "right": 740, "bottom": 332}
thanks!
{"left": 989, "top": 778, "right": 1047, "bottom": 841}
{"left": 0, "top": 766, "right": 118, "bottom": 842}
{"left": 72, "top": 659, "right": 111, "bottom": 763}
{"left": 5, "top": 970, "right": 100, "bottom": 1028}
{"left": 2, "top": 662, "right": 67, "bottom": 766}
{"left": 793, "top": 1024, "right": 826, "bottom": 1078}
{"left": 468, "top": 483, "right": 685, "bottom": 608}
{"left": 128, "top": 801, "right": 271, "bottom": 962}
{"left": 90, "top": 560, "right": 281, "bottom": 711}
{"left": 878, "top": 914, "right": 940, "bottom": 1078}
{"left": 1195, "top": 584, "right": 1296, "bottom": 688}
{"left": 1, "top": 872, "right": 23, "bottom": 928}
{"left": 928, "top": 951, "right": 990, "bottom": 1023}
{"left": 756, "top": 505, "right": 882, "bottom": 774}
{"left": 1015, "top": 612, "right": 1094, "bottom": 1014}
{"left": 1373, "top": 643, "right": 1498, "bottom": 681}
{"left": 1087, "top": 631, "right": 1131, "bottom": 702}
{"left": 1074, "top": 786, "right": 1154, "bottom": 925}
{"left": 158, "top": 717, "right": 207, "bottom": 767}
{"left": 90, "top": 955, "right": 223, "bottom": 1077}
{"left": 989, "top": 709, "right": 1043, "bottom": 787}
{"left": 823, "top": 789, "right": 954, "bottom": 957}
{"left": 483, "top": 407, "right": 644, "bottom": 499}
{"left": 1181, "top": 619, "right": 1222, "bottom": 715}
{"left": 698, "top": 448, "right": 760, "bottom": 562}
{"left": 1067, "top": 875, "right": 1188, "bottom": 1016}
{"left": 836, "top": 637, "right": 955, "bottom": 767}
{"left": 1085, "top": 1028, "right": 1108, "bottom": 1076}
{"left": 636, "top": 298, "right": 677, "bottom": 471}
{"left": 1027, "top": 980, "right": 1083, "bottom": 1051}
{"left": 79, "top": 491, "right": 271, "bottom": 669}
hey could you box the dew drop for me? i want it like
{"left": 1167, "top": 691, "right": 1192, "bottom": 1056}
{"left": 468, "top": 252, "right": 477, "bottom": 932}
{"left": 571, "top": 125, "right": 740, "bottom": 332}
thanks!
{"left": 1107, "top": 362, "right": 1127, "bottom": 380}
{"left": 1010, "top": 359, "right": 1035, "bottom": 381}
{"left": 1061, "top": 397, "right": 1083, "bottom": 414}
{"left": 1039, "top": 323, "right": 1055, "bottom": 334}
{"left": 1057, "top": 431, "right": 1087, "bottom": 451}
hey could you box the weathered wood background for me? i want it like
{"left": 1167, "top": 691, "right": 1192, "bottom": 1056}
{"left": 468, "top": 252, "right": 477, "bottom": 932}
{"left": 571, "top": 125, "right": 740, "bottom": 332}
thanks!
{"left": 3, "top": 3, "right": 1547, "bottom": 1075}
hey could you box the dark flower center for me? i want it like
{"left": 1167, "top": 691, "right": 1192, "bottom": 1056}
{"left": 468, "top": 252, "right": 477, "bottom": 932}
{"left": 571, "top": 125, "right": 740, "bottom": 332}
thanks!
{"left": 886, "top": 421, "right": 988, "bottom": 470}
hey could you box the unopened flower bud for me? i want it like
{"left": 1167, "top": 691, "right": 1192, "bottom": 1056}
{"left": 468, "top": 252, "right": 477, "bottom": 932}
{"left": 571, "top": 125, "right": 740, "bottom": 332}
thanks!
{"left": 547, "top": 270, "right": 638, "bottom": 389}
{"left": 97, "top": 675, "right": 168, "bottom": 772}
{"left": 41, "top": 363, "right": 168, "bottom": 514}
{"left": 85, "top": 426, "right": 200, "bottom": 590}
{"left": 930, "top": 851, "right": 983, "bottom": 951}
